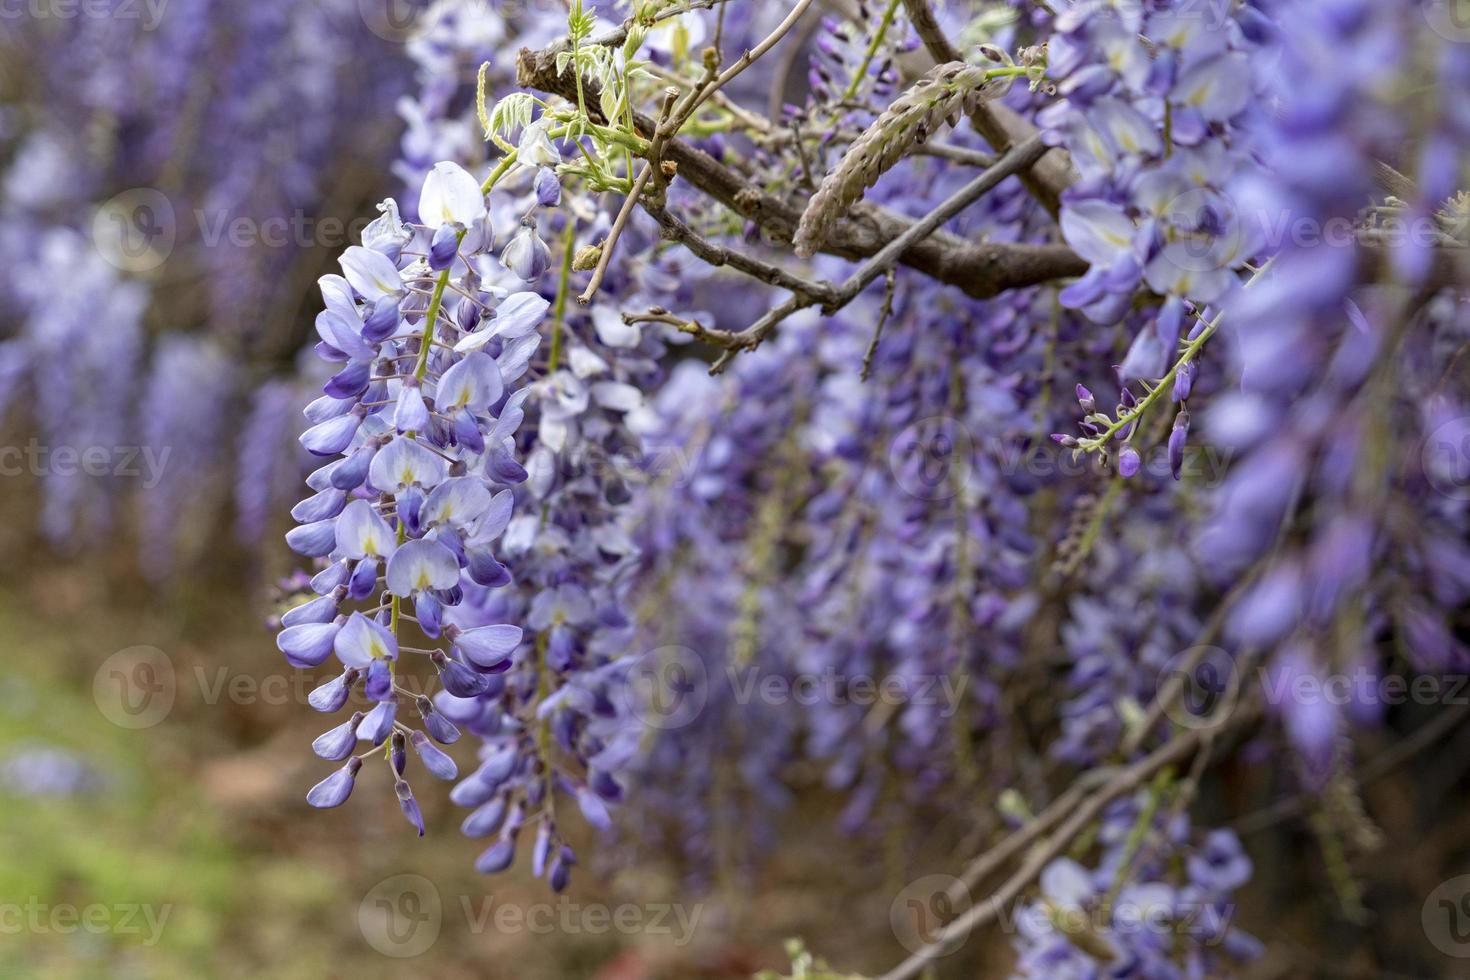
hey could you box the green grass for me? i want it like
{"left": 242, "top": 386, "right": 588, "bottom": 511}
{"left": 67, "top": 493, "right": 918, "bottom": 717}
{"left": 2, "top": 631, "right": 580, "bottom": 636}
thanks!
{"left": 0, "top": 600, "right": 338, "bottom": 979}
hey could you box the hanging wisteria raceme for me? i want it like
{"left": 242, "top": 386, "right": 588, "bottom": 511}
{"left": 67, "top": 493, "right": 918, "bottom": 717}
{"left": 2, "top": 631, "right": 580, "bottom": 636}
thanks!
{"left": 587, "top": 1, "right": 1047, "bottom": 872}
{"left": 237, "top": 373, "right": 318, "bottom": 546}
{"left": 138, "top": 334, "right": 237, "bottom": 580}
{"left": 618, "top": 344, "right": 815, "bottom": 880}
{"left": 1039, "top": 0, "right": 1271, "bottom": 480}
{"left": 0, "top": 230, "right": 147, "bottom": 549}
{"left": 310, "top": 0, "right": 655, "bottom": 889}
{"left": 280, "top": 159, "right": 550, "bottom": 843}
{"left": 1191, "top": 0, "right": 1470, "bottom": 786}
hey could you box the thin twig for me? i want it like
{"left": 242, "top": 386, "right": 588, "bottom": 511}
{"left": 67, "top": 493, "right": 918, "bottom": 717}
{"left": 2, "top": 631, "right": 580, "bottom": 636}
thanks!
{"left": 643, "top": 202, "right": 839, "bottom": 302}
{"left": 860, "top": 269, "right": 898, "bottom": 380}
{"left": 674, "top": 0, "right": 816, "bottom": 125}
{"left": 943, "top": 767, "right": 1116, "bottom": 907}
{"left": 578, "top": 89, "right": 678, "bottom": 305}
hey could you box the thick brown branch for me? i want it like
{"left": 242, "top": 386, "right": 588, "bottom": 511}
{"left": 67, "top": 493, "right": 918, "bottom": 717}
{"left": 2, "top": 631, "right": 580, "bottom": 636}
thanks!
{"left": 515, "top": 46, "right": 1087, "bottom": 300}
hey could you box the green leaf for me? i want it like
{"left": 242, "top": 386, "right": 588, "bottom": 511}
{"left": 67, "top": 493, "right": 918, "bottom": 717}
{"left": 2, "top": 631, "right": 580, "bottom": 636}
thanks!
{"left": 599, "top": 84, "right": 621, "bottom": 125}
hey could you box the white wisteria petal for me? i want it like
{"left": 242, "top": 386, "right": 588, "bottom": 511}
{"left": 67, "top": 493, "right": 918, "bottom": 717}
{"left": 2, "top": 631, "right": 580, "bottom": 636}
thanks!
{"left": 335, "top": 499, "right": 397, "bottom": 559}
{"left": 340, "top": 246, "right": 404, "bottom": 302}
{"left": 419, "top": 161, "right": 487, "bottom": 228}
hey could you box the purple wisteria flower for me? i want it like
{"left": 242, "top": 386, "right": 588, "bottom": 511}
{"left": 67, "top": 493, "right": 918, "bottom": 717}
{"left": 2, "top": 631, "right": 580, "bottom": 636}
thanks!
{"left": 281, "top": 159, "right": 535, "bottom": 841}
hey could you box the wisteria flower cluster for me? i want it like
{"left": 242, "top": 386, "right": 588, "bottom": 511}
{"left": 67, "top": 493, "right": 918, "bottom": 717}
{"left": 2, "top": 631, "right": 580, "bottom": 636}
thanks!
{"left": 279, "top": 159, "right": 557, "bottom": 857}
{"left": 267, "top": 0, "right": 1470, "bottom": 963}
{"left": 5, "top": 0, "right": 1470, "bottom": 975}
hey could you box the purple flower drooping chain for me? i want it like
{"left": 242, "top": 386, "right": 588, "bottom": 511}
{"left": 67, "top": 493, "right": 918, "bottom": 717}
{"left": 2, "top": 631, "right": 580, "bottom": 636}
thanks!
{"left": 280, "top": 160, "right": 548, "bottom": 838}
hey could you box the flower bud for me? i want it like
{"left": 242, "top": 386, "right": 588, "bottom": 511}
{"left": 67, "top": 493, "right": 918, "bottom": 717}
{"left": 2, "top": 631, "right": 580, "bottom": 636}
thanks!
{"left": 1119, "top": 445, "right": 1141, "bottom": 478}
{"left": 308, "top": 668, "right": 358, "bottom": 712}
{"left": 534, "top": 167, "right": 561, "bottom": 207}
{"left": 411, "top": 730, "right": 458, "bottom": 780}
{"left": 307, "top": 757, "right": 361, "bottom": 809}
{"left": 396, "top": 778, "right": 426, "bottom": 836}
{"left": 1168, "top": 407, "right": 1191, "bottom": 481}
{"left": 462, "top": 798, "right": 507, "bottom": 838}
{"left": 1075, "top": 384, "right": 1096, "bottom": 414}
{"left": 475, "top": 838, "right": 516, "bottom": 874}
{"left": 313, "top": 713, "right": 364, "bottom": 761}
{"left": 429, "top": 223, "right": 460, "bottom": 270}
{"left": 501, "top": 222, "right": 550, "bottom": 282}
{"left": 417, "top": 696, "right": 461, "bottom": 744}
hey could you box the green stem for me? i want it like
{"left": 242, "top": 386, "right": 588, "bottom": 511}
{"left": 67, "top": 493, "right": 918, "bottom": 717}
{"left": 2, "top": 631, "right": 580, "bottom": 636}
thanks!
{"left": 1101, "top": 767, "right": 1174, "bottom": 913}
{"left": 844, "top": 0, "right": 903, "bottom": 101}
{"left": 481, "top": 153, "right": 519, "bottom": 194}
{"left": 1082, "top": 259, "right": 1275, "bottom": 454}
{"left": 413, "top": 272, "right": 455, "bottom": 381}
{"left": 570, "top": 0, "right": 588, "bottom": 120}
{"left": 548, "top": 220, "right": 577, "bottom": 373}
